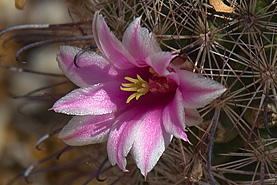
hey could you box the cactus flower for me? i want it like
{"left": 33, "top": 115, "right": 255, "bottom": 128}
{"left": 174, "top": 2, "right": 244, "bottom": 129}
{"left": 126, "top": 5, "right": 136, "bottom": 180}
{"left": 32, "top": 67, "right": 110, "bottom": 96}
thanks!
{"left": 51, "top": 11, "right": 226, "bottom": 177}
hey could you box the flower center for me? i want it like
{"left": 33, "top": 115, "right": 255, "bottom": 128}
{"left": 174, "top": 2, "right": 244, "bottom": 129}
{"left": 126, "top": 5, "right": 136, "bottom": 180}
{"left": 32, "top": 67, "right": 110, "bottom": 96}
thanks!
{"left": 120, "top": 75, "right": 149, "bottom": 103}
{"left": 120, "top": 68, "right": 178, "bottom": 103}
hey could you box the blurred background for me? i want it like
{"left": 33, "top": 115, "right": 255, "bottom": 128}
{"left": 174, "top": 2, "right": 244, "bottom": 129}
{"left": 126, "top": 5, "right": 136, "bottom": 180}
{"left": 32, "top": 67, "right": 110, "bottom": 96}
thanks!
{"left": 0, "top": 0, "right": 75, "bottom": 184}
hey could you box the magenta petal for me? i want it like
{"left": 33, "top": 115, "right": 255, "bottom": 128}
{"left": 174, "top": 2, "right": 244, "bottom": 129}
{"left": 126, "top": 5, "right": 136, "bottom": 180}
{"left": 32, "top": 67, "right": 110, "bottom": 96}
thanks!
{"left": 51, "top": 84, "right": 117, "bottom": 115}
{"left": 184, "top": 108, "right": 203, "bottom": 126}
{"left": 162, "top": 89, "right": 189, "bottom": 141}
{"left": 59, "top": 114, "right": 114, "bottom": 146}
{"left": 146, "top": 52, "right": 176, "bottom": 76}
{"left": 131, "top": 107, "right": 172, "bottom": 177}
{"left": 58, "top": 46, "right": 119, "bottom": 87}
{"left": 178, "top": 70, "right": 226, "bottom": 108}
{"left": 122, "top": 17, "right": 161, "bottom": 67}
{"left": 93, "top": 11, "right": 137, "bottom": 69}
{"left": 107, "top": 108, "right": 144, "bottom": 172}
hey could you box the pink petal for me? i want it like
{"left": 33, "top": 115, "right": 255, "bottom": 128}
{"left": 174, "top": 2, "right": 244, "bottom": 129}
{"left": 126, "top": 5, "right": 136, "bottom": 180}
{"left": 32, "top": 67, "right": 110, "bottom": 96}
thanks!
{"left": 122, "top": 17, "right": 162, "bottom": 67}
{"left": 59, "top": 113, "right": 114, "bottom": 146}
{"left": 92, "top": 11, "right": 103, "bottom": 54}
{"left": 177, "top": 70, "right": 226, "bottom": 108}
{"left": 131, "top": 107, "right": 172, "bottom": 177}
{"left": 162, "top": 89, "right": 189, "bottom": 141}
{"left": 107, "top": 107, "right": 144, "bottom": 172}
{"left": 146, "top": 52, "right": 176, "bottom": 76}
{"left": 58, "top": 46, "right": 118, "bottom": 87}
{"left": 184, "top": 108, "right": 203, "bottom": 126}
{"left": 93, "top": 11, "right": 137, "bottom": 69}
{"left": 51, "top": 84, "right": 117, "bottom": 115}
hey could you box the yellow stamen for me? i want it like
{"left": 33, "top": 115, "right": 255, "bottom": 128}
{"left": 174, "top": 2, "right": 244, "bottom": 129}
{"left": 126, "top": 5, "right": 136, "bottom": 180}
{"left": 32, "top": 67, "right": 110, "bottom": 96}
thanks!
{"left": 120, "top": 74, "right": 149, "bottom": 103}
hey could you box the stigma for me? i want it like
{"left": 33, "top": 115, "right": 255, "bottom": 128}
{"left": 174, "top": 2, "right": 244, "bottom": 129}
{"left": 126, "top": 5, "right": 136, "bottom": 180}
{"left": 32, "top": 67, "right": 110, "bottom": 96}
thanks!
{"left": 120, "top": 75, "right": 149, "bottom": 103}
